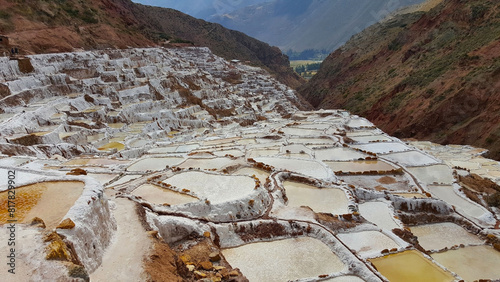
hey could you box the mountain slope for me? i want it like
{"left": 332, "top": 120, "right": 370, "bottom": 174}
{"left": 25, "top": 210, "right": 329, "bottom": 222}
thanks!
{"left": 298, "top": 0, "right": 500, "bottom": 159}
{"left": 0, "top": 0, "right": 304, "bottom": 89}
{"left": 210, "top": 0, "right": 425, "bottom": 56}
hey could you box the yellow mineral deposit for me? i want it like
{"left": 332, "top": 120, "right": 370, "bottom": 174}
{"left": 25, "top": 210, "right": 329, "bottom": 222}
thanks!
{"left": 0, "top": 181, "right": 84, "bottom": 229}
{"left": 369, "top": 250, "right": 455, "bottom": 282}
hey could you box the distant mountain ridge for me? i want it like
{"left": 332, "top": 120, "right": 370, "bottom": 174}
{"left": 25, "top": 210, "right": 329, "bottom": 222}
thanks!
{"left": 209, "top": 0, "right": 426, "bottom": 56}
{"left": 131, "top": 0, "right": 269, "bottom": 19}
{"left": 0, "top": 0, "right": 303, "bottom": 88}
{"left": 298, "top": 0, "right": 500, "bottom": 159}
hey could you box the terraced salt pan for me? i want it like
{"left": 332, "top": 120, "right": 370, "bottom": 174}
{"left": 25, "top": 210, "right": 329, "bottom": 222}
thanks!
{"left": 232, "top": 167, "right": 270, "bottom": 182}
{"left": 323, "top": 276, "right": 365, "bottom": 282}
{"left": 0, "top": 157, "right": 32, "bottom": 167}
{"left": 289, "top": 138, "right": 336, "bottom": 145}
{"left": 175, "top": 144, "right": 200, "bottom": 152}
{"left": 63, "top": 158, "right": 130, "bottom": 166}
{"left": 351, "top": 142, "right": 410, "bottom": 154}
{"left": 132, "top": 183, "right": 198, "bottom": 205}
{"left": 0, "top": 181, "right": 84, "bottom": 229}
{"left": 128, "top": 139, "right": 150, "bottom": 148}
{"left": 281, "top": 127, "right": 324, "bottom": 136}
{"left": 247, "top": 148, "right": 280, "bottom": 158}
{"left": 283, "top": 181, "right": 349, "bottom": 215}
{"left": 108, "top": 175, "right": 141, "bottom": 187}
{"left": 346, "top": 118, "right": 373, "bottom": 128}
{"left": 86, "top": 173, "right": 119, "bottom": 185}
{"left": 410, "top": 222, "right": 483, "bottom": 251}
{"left": 293, "top": 123, "right": 332, "bottom": 130}
{"left": 235, "top": 138, "right": 256, "bottom": 145}
{"left": 382, "top": 151, "right": 439, "bottom": 166}
{"left": 325, "top": 160, "right": 397, "bottom": 173}
{"left": 339, "top": 175, "right": 411, "bottom": 192}
{"left": 254, "top": 157, "right": 331, "bottom": 179}
{"left": 212, "top": 149, "right": 244, "bottom": 158}
{"left": 428, "top": 185, "right": 489, "bottom": 219}
{"left": 178, "top": 157, "right": 236, "bottom": 170}
{"left": 337, "top": 231, "right": 399, "bottom": 258}
{"left": 369, "top": 250, "right": 455, "bottom": 282}
{"left": 202, "top": 137, "right": 240, "bottom": 146}
{"left": 98, "top": 142, "right": 125, "bottom": 151}
{"left": 407, "top": 165, "right": 454, "bottom": 186}
{"left": 346, "top": 130, "right": 382, "bottom": 137}
{"left": 127, "top": 157, "right": 184, "bottom": 172}
{"left": 147, "top": 146, "right": 178, "bottom": 154}
{"left": 281, "top": 144, "right": 312, "bottom": 155}
{"left": 431, "top": 245, "right": 500, "bottom": 281}
{"left": 284, "top": 153, "right": 311, "bottom": 159}
{"left": 358, "top": 202, "right": 401, "bottom": 230}
{"left": 391, "top": 193, "right": 428, "bottom": 198}
{"left": 349, "top": 135, "right": 393, "bottom": 143}
{"left": 314, "top": 147, "right": 368, "bottom": 161}
{"left": 87, "top": 133, "right": 105, "bottom": 142}
{"left": 222, "top": 237, "right": 346, "bottom": 282}
{"left": 162, "top": 171, "right": 255, "bottom": 204}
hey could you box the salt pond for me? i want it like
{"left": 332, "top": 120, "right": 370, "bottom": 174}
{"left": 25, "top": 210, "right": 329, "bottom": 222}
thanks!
{"left": 254, "top": 157, "right": 331, "bottom": 179}
{"left": 431, "top": 245, "right": 500, "bottom": 281}
{"left": 289, "top": 138, "right": 336, "bottom": 145}
{"left": 232, "top": 167, "right": 270, "bottom": 183}
{"left": 163, "top": 171, "right": 254, "bottom": 204}
{"left": 283, "top": 181, "right": 349, "bottom": 215}
{"left": 98, "top": 142, "right": 125, "bottom": 151}
{"left": 132, "top": 183, "right": 197, "bottom": 205}
{"left": 369, "top": 250, "right": 455, "bottom": 282}
{"left": 407, "top": 165, "right": 454, "bottom": 185}
{"left": 339, "top": 175, "right": 411, "bottom": 192}
{"left": 351, "top": 142, "right": 410, "bottom": 154}
{"left": 383, "top": 150, "right": 439, "bottom": 166}
{"left": 349, "top": 135, "right": 393, "bottom": 143}
{"left": 323, "top": 276, "right": 365, "bottom": 282}
{"left": 281, "top": 127, "right": 324, "bottom": 136}
{"left": 314, "top": 147, "right": 368, "bottom": 161}
{"left": 222, "top": 237, "right": 345, "bottom": 282}
{"left": 0, "top": 181, "right": 84, "bottom": 229}
{"left": 358, "top": 202, "right": 401, "bottom": 230}
{"left": 325, "top": 160, "right": 396, "bottom": 173}
{"left": 63, "top": 158, "right": 129, "bottom": 166}
{"left": 178, "top": 157, "right": 236, "bottom": 170}
{"left": 127, "top": 157, "right": 184, "bottom": 172}
{"left": 337, "top": 231, "right": 399, "bottom": 258}
{"left": 410, "top": 222, "right": 483, "bottom": 251}
{"left": 428, "top": 185, "right": 489, "bottom": 219}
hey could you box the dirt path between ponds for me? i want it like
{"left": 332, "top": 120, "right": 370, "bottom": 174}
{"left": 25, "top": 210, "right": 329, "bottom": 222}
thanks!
{"left": 89, "top": 197, "right": 152, "bottom": 281}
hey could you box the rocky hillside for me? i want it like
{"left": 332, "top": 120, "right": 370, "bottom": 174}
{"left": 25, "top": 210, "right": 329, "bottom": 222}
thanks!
{"left": 299, "top": 0, "right": 500, "bottom": 160}
{"left": 0, "top": 0, "right": 303, "bottom": 88}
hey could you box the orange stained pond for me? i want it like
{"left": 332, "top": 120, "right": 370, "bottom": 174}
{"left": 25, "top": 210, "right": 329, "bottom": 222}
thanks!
{"left": 0, "top": 181, "right": 84, "bottom": 229}
{"left": 431, "top": 245, "right": 500, "bottom": 281}
{"left": 369, "top": 250, "right": 455, "bottom": 282}
{"left": 98, "top": 142, "right": 125, "bottom": 151}
{"left": 132, "top": 184, "right": 198, "bottom": 205}
{"left": 325, "top": 160, "right": 397, "bottom": 173}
